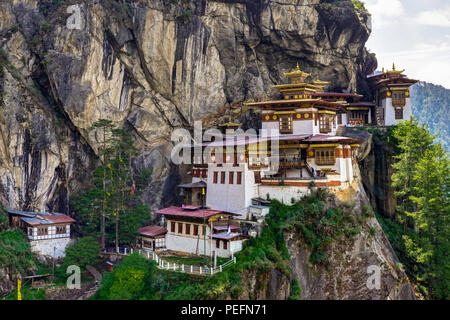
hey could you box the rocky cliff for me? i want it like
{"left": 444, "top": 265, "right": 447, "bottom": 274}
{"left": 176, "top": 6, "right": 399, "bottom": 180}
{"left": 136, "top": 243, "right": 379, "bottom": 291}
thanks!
{"left": 0, "top": 0, "right": 376, "bottom": 213}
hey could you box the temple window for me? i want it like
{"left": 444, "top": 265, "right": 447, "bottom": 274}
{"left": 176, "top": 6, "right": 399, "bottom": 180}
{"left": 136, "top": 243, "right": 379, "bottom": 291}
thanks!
{"left": 213, "top": 172, "right": 218, "bottom": 184}
{"left": 315, "top": 149, "right": 336, "bottom": 165}
{"left": 279, "top": 115, "right": 293, "bottom": 134}
{"left": 392, "top": 91, "right": 406, "bottom": 106}
{"left": 185, "top": 224, "right": 191, "bottom": 235}
{"left": 193, "top": 225, "right": 198, "bottom": 236}
{"left": 220, "top": 172, "right": 226, "bottom": 184}
{"left": 229, "top": 172, "right": 234, "bottom": 184}
{"left": 237, "top": 172, "right": 242, "bottom": 184}
{"left": 223, "top": 240, "right": 228, "bottom": 250}
{"left": 38, "top": 227, "right": 48, "bottom": 236}
{"left": 395, "top": 108, "right": 403, "bottom": 119}
{"left": 178, "top": 223, "right": 183, "bottom": 234}
{"left": 56, "top": 226, "right": 66, "bottom": 234}
{"left": 254, "top": 171, "right": 261, "bottom": 183}
{"left": 171, "top": 222, "right": 176, "bottom": 233}
{"left": 319, "top": 115, "right": 332, "bottom": 133}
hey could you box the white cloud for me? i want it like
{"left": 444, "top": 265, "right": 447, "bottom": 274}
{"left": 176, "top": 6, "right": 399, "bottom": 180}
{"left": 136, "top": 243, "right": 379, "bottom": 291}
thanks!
{"left": 375, "top": 41, "right": 450, "bottom": 88}
{"left": 365, "top": 0, "right": 405, "bottom": 29}
{"left": 415, "top": 7, "right": 450, "bottom": 27}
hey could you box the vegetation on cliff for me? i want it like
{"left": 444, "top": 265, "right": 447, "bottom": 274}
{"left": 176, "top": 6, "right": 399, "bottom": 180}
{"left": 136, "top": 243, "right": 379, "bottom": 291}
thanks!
{"left": 94, "top": 187, "right": 362, "bottom": 300}
{"left": 71, "top": 120, "right": 151, "bottom": 249}
{"left": 377, "top": 118, "right": 449, "bottom": 299}
{"left": 0, "top": 230, "right": 36, "bottom": 275}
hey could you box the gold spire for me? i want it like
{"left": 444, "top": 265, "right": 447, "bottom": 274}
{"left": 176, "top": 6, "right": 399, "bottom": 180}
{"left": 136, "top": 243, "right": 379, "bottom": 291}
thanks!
{"left": 284, "top": 63, "right": 311, "bottom": 84}
{"left": 388, "top": 63, "right": 405, "bottom": 73}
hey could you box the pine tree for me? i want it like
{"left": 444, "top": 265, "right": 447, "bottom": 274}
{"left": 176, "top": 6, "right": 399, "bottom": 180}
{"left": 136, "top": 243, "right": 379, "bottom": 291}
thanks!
{"left": 89, "top": 119, "right": 115, "bottom": 249}
{"left": 406, "top": 145, "right": 450, "bottom": 299}
{"left": 391, "top": 118, "right": 435, "bottom": 232}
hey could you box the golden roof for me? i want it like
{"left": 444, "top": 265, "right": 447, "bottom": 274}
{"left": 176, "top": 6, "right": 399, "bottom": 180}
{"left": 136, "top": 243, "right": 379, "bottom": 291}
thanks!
{"left": 387, "top": 63, "right": 405, "bottom": 74}
{"left": 283, "top": 63, "right": 311, "bottom": 83}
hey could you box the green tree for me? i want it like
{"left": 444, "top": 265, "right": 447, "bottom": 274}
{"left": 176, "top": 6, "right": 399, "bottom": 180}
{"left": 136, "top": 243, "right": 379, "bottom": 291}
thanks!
{"left": 62, "top": 236, "right": 101, "bottom": 271}
{"left": 404, "top": 145, "right": 450, "bottom": 299}
{"left": 73, "top": 121, "right": 150, "bottom": 249}
{"left": 95, "top": 253, "right": 156, "bottom": 300}
{"left": 89, "top": 119, "right": 115, "bottom": 248}
{"left": 391, "top": 118, "right": 435, "bottom": 231}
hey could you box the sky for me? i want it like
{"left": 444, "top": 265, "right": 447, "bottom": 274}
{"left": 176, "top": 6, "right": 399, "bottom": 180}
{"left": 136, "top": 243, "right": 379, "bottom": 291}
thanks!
{"left": 365, "top": 0, "right": 450, "bottom": 88}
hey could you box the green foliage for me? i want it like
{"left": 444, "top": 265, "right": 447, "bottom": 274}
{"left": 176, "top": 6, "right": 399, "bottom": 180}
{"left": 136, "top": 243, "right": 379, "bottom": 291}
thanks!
{"left": 391, "top": 118, "right": 435, "bottom": 227}
{"left": 71, "top": 120, "right": 151, "bottom": 247}
{"left": 5, "top": 287, "right": 46, "bottom": 300}
{"left": 95, "top": 253, "right": 157, "bottom": 300}
{"left": 0, "top": 204, "right": 8, "bottom": 231}
{"left": 0, "top": 230, "right": 36, "bottom": 275}
{"left": 410, "top": 82, "right": 450, "bottom": 152}
{"left": 289, "top": 278, "right": 302, "bottom": 300}
{"left": 351, "top": 0, "right": 367, "bottom": 12}
{"left": 369, "top": 227, "right": 376, "bottom": 237}
{"left": 95, "top": 192, "right": 362, "bottom": 300}
{"left": 62, "top": 236, "right": 101, "bottom": 271}
{"left": 385, "top": 119, "right": 449, "bottom": 299}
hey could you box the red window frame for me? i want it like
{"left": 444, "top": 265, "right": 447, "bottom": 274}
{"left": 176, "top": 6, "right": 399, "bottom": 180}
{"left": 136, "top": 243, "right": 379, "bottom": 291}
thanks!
{"left": 237, "top": 172, "right": 242, "bottom": 184}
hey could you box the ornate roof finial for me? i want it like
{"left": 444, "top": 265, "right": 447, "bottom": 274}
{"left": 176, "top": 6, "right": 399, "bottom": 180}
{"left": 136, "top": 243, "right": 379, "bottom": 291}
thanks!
{"left": 382, "top": 67, "right": 385, "bottom": 73}
{"left": 392, "top": 62, "right": 396, "bottom": 71}
{"left": 284, "top": 63, "right": 311, "bottom": 84}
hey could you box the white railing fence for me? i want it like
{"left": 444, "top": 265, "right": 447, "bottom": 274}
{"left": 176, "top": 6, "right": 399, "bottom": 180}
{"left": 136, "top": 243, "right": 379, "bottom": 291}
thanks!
{"left": 107, "top": 247, "right": 236, "bottom": 276}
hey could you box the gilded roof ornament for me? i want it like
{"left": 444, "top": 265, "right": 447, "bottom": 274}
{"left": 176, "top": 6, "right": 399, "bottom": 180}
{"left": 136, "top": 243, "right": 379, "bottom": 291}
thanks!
{"left": 284, "top": 63, "right": 311, "bottom": 84}
{"left": 388, "top": 62, "right": 405, "bottom": 73}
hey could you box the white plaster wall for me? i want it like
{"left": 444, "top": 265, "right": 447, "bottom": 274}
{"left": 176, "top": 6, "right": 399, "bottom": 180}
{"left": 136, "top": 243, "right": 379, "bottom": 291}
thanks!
{"left": 258, "top": 185, "right": 310, "bottom": 203}
{"left": 292, "top": 120, "right": 315, "bottom": 135}
{"left": 166, "top": 233, "right": 239, "bottom": 258}
{"left": 30, "top": 237, "right": 74, "bottom": 258}
{"left": 262, "top": 121, "right": 279, "bottom": 134}
{"left": 167, "top": 233, "right": 211, "bottom": 255}
{"left": 230, "top": 240, "right": 243, "bottom": 256}
{"left": 206, "top": 163, "right": 256, "bottom": 219}
{"left": 383, "top": 98, "right": 412, "bottom": 126}
{"left": 341, "top": 113, "right": 348, "bottom": 126}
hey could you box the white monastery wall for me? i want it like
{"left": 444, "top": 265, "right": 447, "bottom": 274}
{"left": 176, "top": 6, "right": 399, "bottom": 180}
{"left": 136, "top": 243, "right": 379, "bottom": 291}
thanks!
{"left": 30, "top": 237, "right": 74, "bottom": 258}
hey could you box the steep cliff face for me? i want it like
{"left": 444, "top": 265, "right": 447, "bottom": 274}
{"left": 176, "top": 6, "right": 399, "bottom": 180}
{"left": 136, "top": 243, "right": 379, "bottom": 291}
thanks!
{"left": 339, "top": 127, "right": 398, "bottom": 219}
{"left": 0, "top": 0, "right": 376, "bottom": 212}
{"left": 287, "top": 183, "right": 414, "bottom": 299}
{"left": 228, "top": 181, "right": 415, "bottom": 300}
